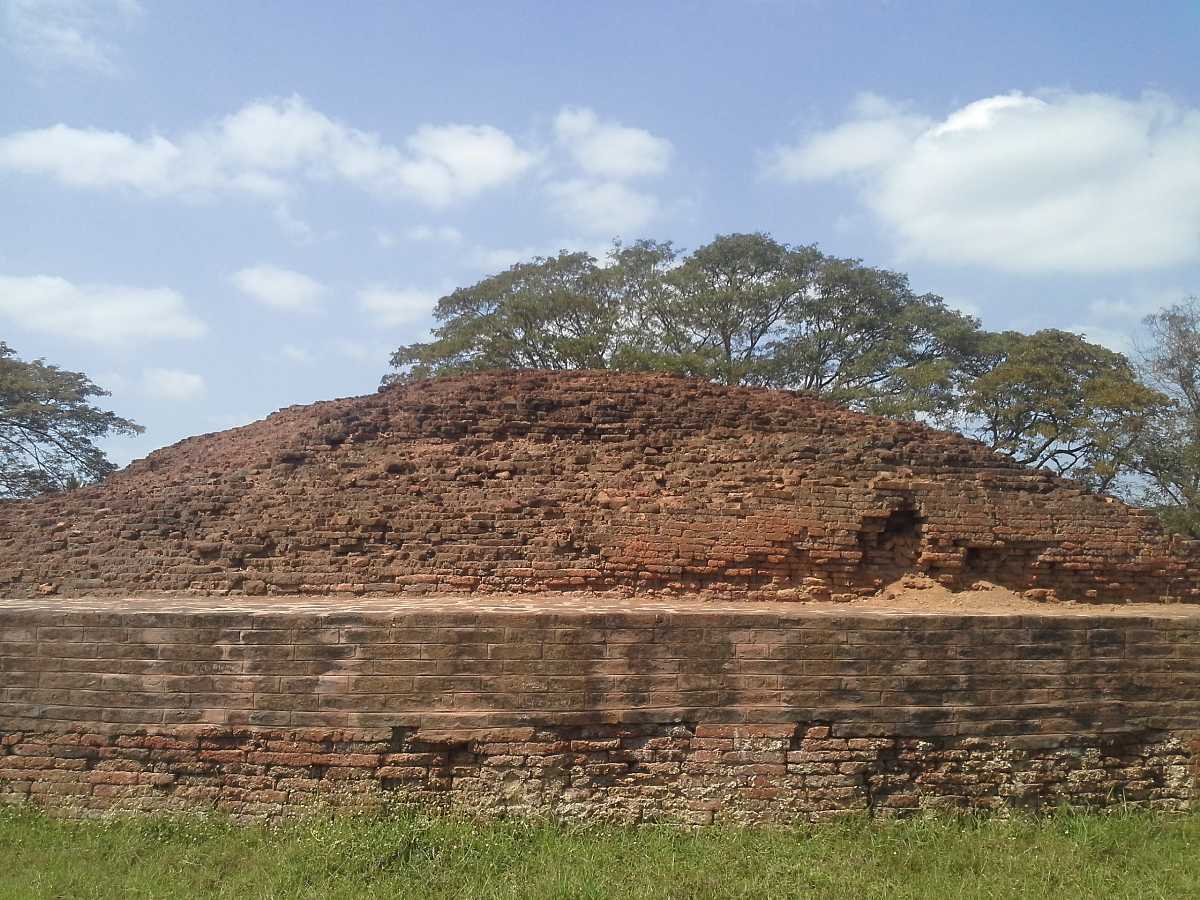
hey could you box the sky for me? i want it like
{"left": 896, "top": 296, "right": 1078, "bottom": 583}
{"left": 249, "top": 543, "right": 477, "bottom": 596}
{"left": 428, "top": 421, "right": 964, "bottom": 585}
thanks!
{"left": 2, "top": 0, "right": 1199, "bottom": 466}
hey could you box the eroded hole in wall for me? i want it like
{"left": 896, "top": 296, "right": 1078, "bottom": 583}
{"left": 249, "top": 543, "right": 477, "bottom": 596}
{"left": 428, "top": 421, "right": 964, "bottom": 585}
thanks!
{"left": 960, "top": 542, "right": 1046, "bottom": 591}
{"left": 963, "top": 546, "right": 1002, "bottom": 575}
{"left": 859, "top": 506, "right": 922, "bottom": 583}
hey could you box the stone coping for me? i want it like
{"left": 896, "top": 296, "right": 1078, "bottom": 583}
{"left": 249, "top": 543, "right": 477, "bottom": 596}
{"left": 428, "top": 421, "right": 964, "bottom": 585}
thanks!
{"left": 4, "top": 593, "right": 1200, "bottom": 621}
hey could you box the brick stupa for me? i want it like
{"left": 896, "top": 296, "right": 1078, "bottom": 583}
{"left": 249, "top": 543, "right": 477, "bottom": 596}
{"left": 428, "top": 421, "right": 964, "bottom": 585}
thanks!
{"left": 2, "top": 370, "right": 1196, "bottom": 603}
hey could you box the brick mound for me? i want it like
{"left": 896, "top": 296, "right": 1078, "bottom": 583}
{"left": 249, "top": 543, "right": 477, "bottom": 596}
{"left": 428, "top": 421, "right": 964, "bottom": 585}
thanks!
{"left": 1, "top": 370, "right": 1197, "bottom": 603}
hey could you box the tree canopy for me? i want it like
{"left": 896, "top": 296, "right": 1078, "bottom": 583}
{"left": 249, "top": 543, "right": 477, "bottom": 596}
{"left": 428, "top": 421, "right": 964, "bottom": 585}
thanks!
{"left": 948, "top": 329, "right": 1168, "bottom": 491}
{"left": 0, "top": 342, "right": 141, "bottom": 499}
{"left": 1127, "top": 299, "right": 1200, "bottom": 535}
{"left": 386, "top": 233, "right": 978, "bottom": 418}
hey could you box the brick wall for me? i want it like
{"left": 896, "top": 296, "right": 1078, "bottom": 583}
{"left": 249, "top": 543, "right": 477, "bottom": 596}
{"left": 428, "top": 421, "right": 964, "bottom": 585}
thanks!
{"left": 2, "top": 371, "right": 1198, "bottom": 604}
{"left": 2, "top": 598, "right": 1197, "bottom": 821}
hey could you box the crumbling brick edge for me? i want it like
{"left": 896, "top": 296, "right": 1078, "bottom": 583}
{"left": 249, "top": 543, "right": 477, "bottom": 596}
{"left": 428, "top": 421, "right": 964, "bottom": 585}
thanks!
{"left": 1, "top": 723, "right": 1195, "bottom": 823}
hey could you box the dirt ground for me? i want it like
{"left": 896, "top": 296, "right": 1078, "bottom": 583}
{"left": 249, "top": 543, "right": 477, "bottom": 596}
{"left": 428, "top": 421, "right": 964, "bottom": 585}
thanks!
{"left": 852, "top": 573, "right": 1200, "bottom": 616}
{"left": 5, "top": 575, "right": 1200, "bottom": 619}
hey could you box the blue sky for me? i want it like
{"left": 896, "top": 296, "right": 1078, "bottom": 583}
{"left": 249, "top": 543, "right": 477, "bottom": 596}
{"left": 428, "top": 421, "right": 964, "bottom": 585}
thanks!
{"left": 2, "top": 1, "right": 1199, "bottom": 465}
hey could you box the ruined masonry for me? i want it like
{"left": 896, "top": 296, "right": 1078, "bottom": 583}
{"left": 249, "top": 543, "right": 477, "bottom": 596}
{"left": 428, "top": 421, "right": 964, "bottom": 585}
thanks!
{"left": 2, "top": 370, "right": 1200, "bottom": 822}
{"left": 1, "top": 370, "right": 1197, "bottom": 602}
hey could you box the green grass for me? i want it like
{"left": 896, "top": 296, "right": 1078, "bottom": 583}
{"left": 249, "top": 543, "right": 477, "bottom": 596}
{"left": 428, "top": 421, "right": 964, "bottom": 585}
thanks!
{"left": 1, "top": 804, "right": 1197, "bottom": 899}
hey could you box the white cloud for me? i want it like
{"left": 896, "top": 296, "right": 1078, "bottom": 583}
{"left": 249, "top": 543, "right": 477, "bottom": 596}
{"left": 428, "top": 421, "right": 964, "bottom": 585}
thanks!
{"left": 0, "top": 273, "right": 206, "bottom": 343}
{"left": 398, "top": 124, "right": 537, "bottom": 206}
{"left": 766, "top": 90, "right": 1200, "bottom": 273}
{"left": 232, "top": 264, "right": 324, "bottom": 312}
{"left": 357, "top": 286, "right": 438, "bottom": 328}
{"left": 554, "top": 106, "right": 672, "bottom": 179}
{"left": 4, "top": 0, "right": 143, "bottom": 74}
{"left": 0, "top": 123, "right": 181, "bottom": 191}
{"left": 0, "top": 95, "right": 537, "bottom": 207}
{"left": 142, "top": 367, "right": 205, "bottom": 401}
{"left": 547, "top": 179, "right": 659, "bottom": 235}
{"left": 772, "top": 115, "right": 924, "bottom": 180}
{"left": 544, "top": 107, "right": 671, "bottom": 236}
{"left": 1067, "top": 286, "right": 1189, "bottom": 355}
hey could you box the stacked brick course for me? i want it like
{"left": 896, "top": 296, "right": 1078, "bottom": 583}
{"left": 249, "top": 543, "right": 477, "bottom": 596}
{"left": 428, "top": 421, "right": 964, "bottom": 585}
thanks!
{"left": 1, "top": 370, "right": 1197, "bottom": 603}
{"left": 1, "top": 598, "right": 1198, "bottom": 820}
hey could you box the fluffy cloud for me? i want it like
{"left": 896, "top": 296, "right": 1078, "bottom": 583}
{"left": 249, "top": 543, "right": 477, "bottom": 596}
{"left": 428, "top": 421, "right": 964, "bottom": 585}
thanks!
{"left": 1066, "top": 286, "right": 1189, "bottom": 355}
{"left": 0, "top": 124, "right": 180, "bottom": 191}
{"left": 766, "top": 93, "right": 930, "bottom": 181}
{"left": 554, "top": 107, "right": 672, "bottom": 179}
{"left": 4, "top": 0, "right": 143, "bottom": 74}
{"left": 547, "top": 179, "right": 659, "bottom": 235}
{"left": 142, "top": 367, "right": 205, "bottom": 401}
{"left": 766, "top": 90, "right": 1200, "bottom": 273}
{"left": 0, "top": 274, "right": 206, "bottom": 343}
{"left": 357, "top": 286, "right": 438, "bottom": 328}
{"left": 399, "top": 124, "right": 538, "bottom": 205}
{"left": 0, "top": 95, "right": 537, "bottom": 207}
{"left": 231, "top": 264, "right": 324, "bottom": 312}
{"left": 0, "top": 96, "right": 677, "bottom": 234}
{"left": 547, "top": 106, "right": 671, "bottom": 235}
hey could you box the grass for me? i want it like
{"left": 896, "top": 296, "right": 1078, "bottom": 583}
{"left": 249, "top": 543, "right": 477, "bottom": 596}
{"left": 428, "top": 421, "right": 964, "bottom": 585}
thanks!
{"left": 1, "top": 803, "right": 1198, "bottom": 899}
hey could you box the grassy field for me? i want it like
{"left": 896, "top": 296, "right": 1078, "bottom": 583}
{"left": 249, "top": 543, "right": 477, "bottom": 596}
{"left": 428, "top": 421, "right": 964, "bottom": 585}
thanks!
{"left": 1, "top": 804, "right": 1197, "bottom": 899}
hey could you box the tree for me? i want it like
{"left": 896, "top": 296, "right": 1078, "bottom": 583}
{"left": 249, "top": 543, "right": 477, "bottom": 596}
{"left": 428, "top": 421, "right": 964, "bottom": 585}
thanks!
{"left": 384, "top": 233, "right": 981, "bottom": 420}
{"left": 0, "top": 342, "right": 142, "bottom": 499}
{"left": 384, "top": 243, "right": 677, "bottom": 384}
{"left": 629, "top": 233, "right": 821, "bottom": 386}
{"left": 1129, "top": 299, "right": 1200, "bottom": 535}
{"left": 766, "top": 253, "right": 981, "bottom": 417}
{"left": 951, "top": 329, "right": 1169, "bottom": 490}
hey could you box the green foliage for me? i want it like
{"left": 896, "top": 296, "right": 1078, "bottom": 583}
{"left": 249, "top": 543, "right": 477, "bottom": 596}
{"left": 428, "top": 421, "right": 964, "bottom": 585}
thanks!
{"left": 1130, "top": 299, "right": 1200, "bottom": 536}
{"left": 952, "top": 330, "right": 1170, "bottom": 490}
{"left": 631, "top": 233, "right": 821, "bottom": 386}
{"left": 385, "top": 233, "right": 978, "bottom": 420}
{"left": 2, "top": 805, "right": 1199, "bottom": 900}
{"left": 385, "top": 243, "right": 677, "bottom": 383}
{"left": 0, "top": 341, "right": 142, "bottom": 499}
{"left": 767, "top": 253, "right": 981, "bottom": 417}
